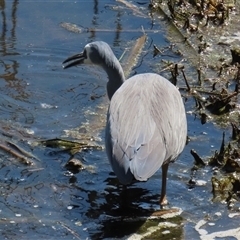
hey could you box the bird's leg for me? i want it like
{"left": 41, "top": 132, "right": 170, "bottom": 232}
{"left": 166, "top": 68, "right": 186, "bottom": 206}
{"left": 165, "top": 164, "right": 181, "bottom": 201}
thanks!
{"left": 160, "top": 163, "right": 169, "bottom": 207}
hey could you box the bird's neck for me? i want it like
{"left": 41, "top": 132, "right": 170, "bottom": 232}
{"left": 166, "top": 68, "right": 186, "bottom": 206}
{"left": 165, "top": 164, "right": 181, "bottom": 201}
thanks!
{"left": 103, "top": 63, "right": 125, "bottom": 100}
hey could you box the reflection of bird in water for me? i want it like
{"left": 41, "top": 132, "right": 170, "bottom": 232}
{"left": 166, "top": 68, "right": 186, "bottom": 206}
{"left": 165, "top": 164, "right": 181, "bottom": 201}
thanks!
{"left": 63, "top": 41, "right": 187, "bottom": 206}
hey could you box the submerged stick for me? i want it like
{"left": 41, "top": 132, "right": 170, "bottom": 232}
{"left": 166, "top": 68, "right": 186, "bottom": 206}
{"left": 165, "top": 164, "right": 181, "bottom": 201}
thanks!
{"left": 7, "top": 141, "right": 39, "bottom": 161}
{"left": 0, "top": 140, "right": 34, "bottom": 165}
{"left": 60, "top": 22, "right": 159, "bottom": 34}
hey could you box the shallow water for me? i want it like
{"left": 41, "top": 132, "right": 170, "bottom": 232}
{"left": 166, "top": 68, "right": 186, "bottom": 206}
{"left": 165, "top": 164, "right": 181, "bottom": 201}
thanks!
{"left": 0, "top": 0, "right": 240, "bottom": 239}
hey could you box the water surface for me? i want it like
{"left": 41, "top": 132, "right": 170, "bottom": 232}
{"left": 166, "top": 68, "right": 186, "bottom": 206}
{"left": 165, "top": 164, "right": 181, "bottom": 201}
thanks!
{"left": 0, "top": 1, "right": 239, "bottom": 239}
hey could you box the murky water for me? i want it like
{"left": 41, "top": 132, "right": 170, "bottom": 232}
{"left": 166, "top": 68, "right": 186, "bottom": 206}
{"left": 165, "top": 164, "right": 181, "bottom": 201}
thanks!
{"left": 0, "top": 0, "right": 239, "bottom": 239}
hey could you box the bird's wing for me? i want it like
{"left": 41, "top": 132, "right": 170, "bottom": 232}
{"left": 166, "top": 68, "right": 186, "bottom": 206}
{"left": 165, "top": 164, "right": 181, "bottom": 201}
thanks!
{"left": 106, "top": 100, "right": 166, "bottom": 183}
{"left": 106, "top": 74, "right": 186, "bottom": 184}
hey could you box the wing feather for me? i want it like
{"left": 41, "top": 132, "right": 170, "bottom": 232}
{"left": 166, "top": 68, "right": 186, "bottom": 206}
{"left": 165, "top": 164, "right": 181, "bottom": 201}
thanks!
{"left": 105, "top": 73, "right": 187, "bottom": 184}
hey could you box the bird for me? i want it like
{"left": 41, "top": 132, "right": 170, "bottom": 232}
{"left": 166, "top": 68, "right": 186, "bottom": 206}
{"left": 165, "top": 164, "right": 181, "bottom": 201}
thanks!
{"left": 62, "top": 41, "right": 187, "bottom": 206}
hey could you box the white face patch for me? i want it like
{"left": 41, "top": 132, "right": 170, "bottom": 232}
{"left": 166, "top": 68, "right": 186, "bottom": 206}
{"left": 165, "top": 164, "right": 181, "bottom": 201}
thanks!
{"left": 83, "top": 44, "right": 93, "bottom": 64}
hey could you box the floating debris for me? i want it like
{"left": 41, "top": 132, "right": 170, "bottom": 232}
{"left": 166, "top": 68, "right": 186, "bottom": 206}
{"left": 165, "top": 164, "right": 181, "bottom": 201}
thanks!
{"left": 59, "top": 22, "right": 84, "bottom": 33}
{"left": 205, "top": 91, "right": 237, "bottom": 115}
{"left": 41, "top": 138, "right": 102, "bottom": 155}
{"left": 116, "top": 0, "right": 147, "bottom": 18}
{"left": 229, "top": 212, "right": 240, "bottom": 218}
{"left": 65, "top": 157, "right": 85, "bottom": 174}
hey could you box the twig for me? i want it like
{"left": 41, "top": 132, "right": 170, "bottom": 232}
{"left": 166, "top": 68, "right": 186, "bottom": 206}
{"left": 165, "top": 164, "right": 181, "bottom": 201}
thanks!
{"left": 58, "top": 221, "right": 81, "bottom": 240}
{"left": 0, "top": 141, "right": 33, "bottom": 165}
{"left": 116, "top": 0, "right": 147, "bottom": 18}
{"left": 181, "top": 69, "right": 191, "bottom": 91}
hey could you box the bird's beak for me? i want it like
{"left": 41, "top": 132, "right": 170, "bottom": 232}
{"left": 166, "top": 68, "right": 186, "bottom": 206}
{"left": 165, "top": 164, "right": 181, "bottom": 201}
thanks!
{"left": 62, "top": 52, "right": 85, "bottom": 69}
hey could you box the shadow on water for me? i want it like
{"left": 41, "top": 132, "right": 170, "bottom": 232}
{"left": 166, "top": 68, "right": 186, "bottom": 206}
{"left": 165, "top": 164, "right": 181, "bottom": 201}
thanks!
{"left": 70, "top": 173, "right": 184, "bottom": 239}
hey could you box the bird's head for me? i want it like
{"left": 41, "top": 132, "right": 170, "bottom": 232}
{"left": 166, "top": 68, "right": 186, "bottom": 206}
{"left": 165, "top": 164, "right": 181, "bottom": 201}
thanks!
{"left": 62, "top": 41, "right": 115, "bottom": 69}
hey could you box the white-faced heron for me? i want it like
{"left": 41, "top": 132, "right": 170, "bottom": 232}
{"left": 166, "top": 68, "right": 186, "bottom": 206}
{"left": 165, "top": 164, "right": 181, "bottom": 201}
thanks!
{"left": 62, "top": 41, "right": 187, "bottom": 206}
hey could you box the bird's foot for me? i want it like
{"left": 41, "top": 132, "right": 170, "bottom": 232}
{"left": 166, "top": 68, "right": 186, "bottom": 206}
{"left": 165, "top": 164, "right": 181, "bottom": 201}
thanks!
{"left": 160, "top": 196, "right": 168, "bottom": 209}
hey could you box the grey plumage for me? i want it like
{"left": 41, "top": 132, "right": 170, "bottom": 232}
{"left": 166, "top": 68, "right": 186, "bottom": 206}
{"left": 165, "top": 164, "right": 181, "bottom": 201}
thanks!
{"left": 63, "top": 41, "right": 187, "bottom": 206}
